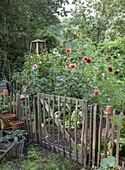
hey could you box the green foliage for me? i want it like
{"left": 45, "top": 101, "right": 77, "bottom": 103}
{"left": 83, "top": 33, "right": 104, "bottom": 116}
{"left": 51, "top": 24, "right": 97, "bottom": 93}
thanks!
{"left": 28, "top": 144, "right": 38, "bottom": 160}
{"left": 97, "top": 156, "right": 116, "bottom": 170}
{"left": 0, "top": 130, "right": 27, "bottom": 142}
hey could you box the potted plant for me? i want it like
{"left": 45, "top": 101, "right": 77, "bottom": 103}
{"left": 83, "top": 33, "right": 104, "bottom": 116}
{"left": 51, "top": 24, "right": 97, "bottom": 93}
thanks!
{"left": 0, "top": 130, "right": 27, "bottom": 158}
{"left": 0, "top": 91, "right": 16, "bottom": 129}
{"left": 10, "top": 121, "right": 23, "bottom": 131}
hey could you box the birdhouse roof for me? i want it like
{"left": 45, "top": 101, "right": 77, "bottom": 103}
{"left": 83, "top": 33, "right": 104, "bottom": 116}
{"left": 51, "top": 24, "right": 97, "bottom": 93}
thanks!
{"left": 31, "top": 39, "right": 46, "bottom": 43}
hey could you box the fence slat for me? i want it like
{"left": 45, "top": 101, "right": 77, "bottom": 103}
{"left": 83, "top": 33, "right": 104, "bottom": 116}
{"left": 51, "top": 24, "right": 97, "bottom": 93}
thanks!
{"left": 33, "top": 96, "right": 38, "bottom": 142}
{"left": 16, "top": 92, "right": 19, "bottom": 118}
{"left": 42, "top": 93, "right": 46, "bottom": 147}
{"left": 63, "top": 97, "right": 66, "bottom": 156}
{"left": 110, "top": 109, "right": 116, "bottom": 156}
{"left": 25, "top": 97, "right": 29, "bottom": 134}
{"left": 13, "top": 93, "right": 15, "bottom": 115}
{"left": 116, "top": 112, "right": 123, "bottom": 165}
{"left": 88, "top": 104, "right": 93, "bottom": 167}
{"left": 84, "top": 101, "right": 88, "bottom": 165}
{"left": 104, "top": 114, "right": 110, "bottom": 157}
{"left": 10, "top": 92, "right": 12, "bottom": 113}
{"left": 97, "top": 108, "right": 103, "bottom": 167}
{"left": 37, "top": 93, "right": 41, "bottom": 143}
{"left": 52, "top": 95, "right": 55, "bottom": 151}
{"left": 69, "top": 98, "right": 72, "bottom": 159}
{"left": 48, "top": 95, "right": 51, "bottom": 149}
{"left": 28, "top": 95, "right": 32, "bottom": 141}
{"left": 75, "top": 99, "right": 78, "bottom": 162}
{"left": 58, "top": 96, "right": 61, "bottom": 154}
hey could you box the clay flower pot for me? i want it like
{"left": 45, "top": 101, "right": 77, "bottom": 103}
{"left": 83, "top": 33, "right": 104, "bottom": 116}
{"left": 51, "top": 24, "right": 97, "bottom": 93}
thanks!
{"left": 20, "top": 94, "right": 25, "bottom": 100}
{"left": 2, "top": 89, "right": 8, "bottom": 96}
{"left": 104, "top": 105, "right": 113, "bottom": 115}
{"left": 10, "top": 121, "right": 23, "bottom": 131}
{"left": 0, "top": 114, "right": 16, "bottom": 129}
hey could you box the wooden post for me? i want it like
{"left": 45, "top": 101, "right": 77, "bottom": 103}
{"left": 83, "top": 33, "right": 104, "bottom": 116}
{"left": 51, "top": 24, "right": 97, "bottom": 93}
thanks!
{"left": 25, "top": 97, "right": 29, "bottom": 134}
{"left": 33, "top": 96, "right": 38, "bottom": 142}
{"left": 28, "top": 95, "right": 32, "bottom": 141}
{"left": 97, "top": 108, "right": 103, "bottom": 167}
{"left": 75, "top": 99, "right": 78, "bottom": 162}
{"left": 48, "top": 95, "right": 51, "bottom": 149}
{"left": 84, "top": 101, "right": 88, "bottom": 165}
{"left": 52, "top": 95, "right": 55, "bottom": 151}
{"left": 63, "top": 97, "right": 66, "bottom": 156}
{"left": 58, "top": 96, "right": 61, "bottom": 153}
{"left": 37, "top": 93, "right": 41, "bottom": 143}
{"left": 88, "top": 104, "right": 93, "bottom": 167}
{"left": 104, "top": 114, "right": 110, "bottom": 157}
{"left": 69, "top": 98, "right": 72, "bottom": 159}
{"left": 116, "top": 112, "right": 123, "bottom": 165}
{"left": 110, "top": 109, "right": 116, "bottom": 156}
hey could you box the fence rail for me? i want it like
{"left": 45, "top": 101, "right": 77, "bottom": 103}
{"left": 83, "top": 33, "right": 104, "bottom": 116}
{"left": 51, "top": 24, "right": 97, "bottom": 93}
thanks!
{"left": 0, "top": 91, "right": 125, "bottom": 169}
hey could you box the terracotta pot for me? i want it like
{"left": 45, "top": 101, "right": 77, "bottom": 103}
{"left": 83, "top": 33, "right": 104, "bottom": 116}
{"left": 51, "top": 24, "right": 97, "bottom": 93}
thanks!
{"left": 2, "top": 89, "right": 8, "bottom": 96}
{"left": 10, "top": 121, "right": 23, "bottom": 131}
{"left": 104, "top": 105, "right": 113, "bottom": 115}
{"left": 20, "top": 94, "right": 25, "bottom": 100}
{"left": 0, "top": 114, "right": 16, "bottom": 129}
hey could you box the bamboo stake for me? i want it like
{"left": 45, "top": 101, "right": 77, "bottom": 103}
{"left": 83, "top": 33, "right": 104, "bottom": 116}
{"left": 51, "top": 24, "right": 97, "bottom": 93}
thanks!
{"left": 104, "top": 114, "right": 110, "bottom": 157}
{"left": 75, "top": 99, "right": 78, "bottom": 162}
{"left": 58, "top": 96, "right": 61, "bottom": 154}
{"left": 63, "top": 97, "right": 66, "bottom": 156}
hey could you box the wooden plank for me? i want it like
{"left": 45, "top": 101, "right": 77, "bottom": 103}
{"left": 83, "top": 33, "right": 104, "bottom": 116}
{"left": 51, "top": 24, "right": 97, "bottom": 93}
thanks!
{"left": 58, "top": 96, "right": 61, "bottom": 154}
{"left": 16, "top": 92, "right": 19, "bottom": 119}
{"left": 92, "top": 104, "right": 97, "bottom": 167}
{"left": 88, "top": 104, "right": 93, "bottom": 167}
{"left": 42, "top": 93, "right": 46, "bottom": 147}
{"left": 13, "top": 93, "right": 15, "bottom": 115}
{"left": 116, "top": 112, "right": 123, "bottom": 165}
{"left": 37, "top": 93, "right": 41, "bottom": 143}
{"left": 110, "top": 109, "right": 116, "bottom": 156}
{"left": 10, "top": 92, "right": 12, "bottom": 113}
{"left": 63, "top": 97, "right": 66, "bottom": 156}
{"left": 84, "top": 101, "right": 88, "bottom": 165}
{"left": 104, "top": 114, "right": 110, "bottom": 157}
{"left": 33, "top": 96, "right": 38, "bottom": 142}
{"left": 28, "top": 95, "right": 32, "bottom": 141}
{"left": 52, "top": 95, "right": 55, "bottom": 151}
{"left": 25, "top": 97, "right": 29, "bottom": 134}
{"left": 97, "top": 108, "right": 104, "bottom": 167}
{"left": 75, "top": 99, "right": 78, "bottom": 161}
{"left": 69, "top": 98, "right": 72, "bottom": 159}
{"left": 48, "top": 95, "right": 51, "bottom": 149}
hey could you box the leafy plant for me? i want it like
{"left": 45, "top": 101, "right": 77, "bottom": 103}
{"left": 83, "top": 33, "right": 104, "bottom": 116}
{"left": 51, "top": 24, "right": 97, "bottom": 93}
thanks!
{"left": 97, "top": 156, "right": 116, "bottom": 170}
{"left": 0, "top": 130, "right": 27, "bottom": 142}
{"left": 27, "top": 144, "right": 38, "bottom": 160}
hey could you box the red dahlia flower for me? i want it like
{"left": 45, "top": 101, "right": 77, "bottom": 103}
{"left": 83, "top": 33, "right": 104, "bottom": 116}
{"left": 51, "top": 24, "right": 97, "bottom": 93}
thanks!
{"left": 84, "top": 57, "right": 88, "bottom": 61}
{"left": 108, "top": 67, "right": 112, "bottom": 72}
{"left": 93, "top": 90, "right": 99, "bottom": 96}
{"left": 70, "top": 64, "right": 76, "bottom": 69}
{"left": 105, "top": 58, "right": 109, "bottom": 61}
{"left": 66, "top": 49, "right": 71, "bottom": 54}
{"left": 114, "top": 71, "right": 119, "bottom": 75}
{"left": 108, "top": 56, "right": 111, "bottom": 60}
{"left": 87, "top": 59, "right": 91, "bottom": 63}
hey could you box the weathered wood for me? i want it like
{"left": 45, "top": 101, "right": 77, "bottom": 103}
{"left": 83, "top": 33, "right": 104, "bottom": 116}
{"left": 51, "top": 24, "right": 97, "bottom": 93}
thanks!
{"left": 63, "top": 97, "right": 66, "bottom": 156}
{"left": 75, "top": 99, "right": 78, "bottom": 162}
{"left": 58, "top": 96, "right": 61, "bottom": 154}
{"left": 84, "top": 101, "right": 88, "bottom": 165}
{"left": 13, "top": 93, "right": 15, "bottom": 115}
{"left": 33, "top": 96, "right": 38, "bottom": 142}
{"left": 110, "top": 109, "right": 116, "bottom": 156}
{"left": 69, "top": 98, "right": 72, "bottom": 159}
{"left": 25, "top": 97, "right": 29, "bottom": 134}
{"left": 52, "top": 95, "right": 55, "bottom": 151}
{"left": 88, "top": 104, "right": 93, "bottom": 167}
{"left": 37, "top": 93, "right": 41, "bottom": 143}
{"left": 92, "top": 104, "right": 97, "bottom": 167}
{"left": 48, "top": 95, "right": 51, "bottom": 149}
{"left": 39, "top": 97, "right": 76, "bottom": 151}
{"left": 41, "top": 93, "right": 87, "bottom": 105}
{"left": 104, "top": 114, "right": 110, "bottom": 157}
{"left": 42, "top": 94, "right": 46, "bottom": 147}
{"left": 16, "top": 92, "right": 19, "bottom": 118}
{"left": 116, "top": 112, "right": 123, "bottom": 165}
{"left": 28, "top": 95, "right": 32, "bottom": 141}
{"left": 10, "top": 92, "right": 12, "bottom": 113}
{"left": 97, "top": 108, "right": 103, "bottom": 167}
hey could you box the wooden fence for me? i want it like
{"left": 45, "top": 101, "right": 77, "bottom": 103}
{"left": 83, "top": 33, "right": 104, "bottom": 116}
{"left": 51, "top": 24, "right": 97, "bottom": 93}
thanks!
{"left": 0, "top": 91, "right": 125, "bottom": 169}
